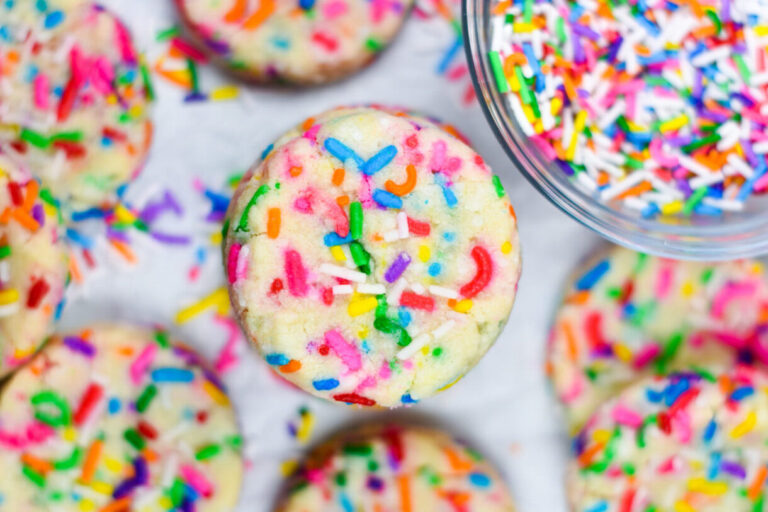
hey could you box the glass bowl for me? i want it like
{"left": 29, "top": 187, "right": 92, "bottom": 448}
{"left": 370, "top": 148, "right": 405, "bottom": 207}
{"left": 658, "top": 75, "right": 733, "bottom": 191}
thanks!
{"left": 462, "top": 0, "right": 768, "bottom": 261}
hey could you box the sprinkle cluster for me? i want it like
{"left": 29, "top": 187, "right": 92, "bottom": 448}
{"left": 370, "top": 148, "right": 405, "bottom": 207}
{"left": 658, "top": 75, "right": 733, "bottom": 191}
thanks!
{"left": 224, "top": 107, "right": 520, "bottom": 407}
{"left": 175, "top": 0, "right": 414, "bottom": 84}
{"left": 489, "top": 0, "right": 768, "bottom": 217}
{"left": 0, "top": 325, "right": 242, "bottom": 512}
{"left": 547, "top": 245, "right": 768, "bottom": 432}
{"left": 0, "top": 156, "right": 68, "bottom": 378}
{"left": 277, "top": 424, "right": 517, "bottom": 512}
{"left": 0, "top": 0, "right": 154, "bottom": 209}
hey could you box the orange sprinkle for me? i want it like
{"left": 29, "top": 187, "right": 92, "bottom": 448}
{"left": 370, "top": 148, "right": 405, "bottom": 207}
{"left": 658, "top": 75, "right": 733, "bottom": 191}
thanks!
{"left": 749, "top": 466, "right": 767, "bottom": 500}
{"left": 336, "top": 195, "right": 349, "bottom": 207}
{"left": 616, "top": 181, "right": 652, "bottom": 200}
{"left": 243, "top": 0, "right": 276, "bottom": 29}
{"left": 562, "top": 321, "right": 579, "bottom": 362}
{"left": 21, "top": 453, "right": 52, "bottom": 475}
{"left": 80, "top": 439, "right": 103, "bottom": 484}
{"left": 567, "top": 290, "right": 590, "bottom": 305}
{"left": 385, "top": 165, "right": 417, "bottom": 196}
{"left": 280, "top": 359, "right": 302, "bottom": 373}
{"left": 68, "top": 252, "right": 83, "bottom": 284}
{"left": 223, "top": 0, "right": 248, "bottom": 22}
{"left": 492, "top": 0, "right": 511, "bottom": 14}
{"left": 142, "top": 448, "right": 159, "bottom": 463}
{"left": 289, "top": 166, "right": 303, "bottom": 177}
{"left": 22, "top": 180, "right": 39, "bottom": 211}
{"left": 332, "top": 168, "right": 345, "bottom": 186}
{"left": 267, "top": 208, "right": 281, "bottom": 239}
{"left": 562, "top": 73, "right": 578, "bottom": 102}
{"left": 152, "top": 61, "right": 192, "bottom": 88}
{"left": 11, "top": 208, "right": 40, "bottom": 232}
{"left": 301, "top": 117, "right": 316, "bottom": 131}
{"left": 444, "top": 447, "right": 472, "bottom": 471}
{"left": 99, "top": 497, "right": 131, "bottom": 512}
{"left": 398, "top": 475, "right": 412, "bottom": 512}
{"left": 143, "top": 121, "right": 154, "bottom": 151}
{"left": 578, "top": 442, "right": 606, "bottom": 467}
{"left": 109, "top": 239, "right": 137, "bottom": 264}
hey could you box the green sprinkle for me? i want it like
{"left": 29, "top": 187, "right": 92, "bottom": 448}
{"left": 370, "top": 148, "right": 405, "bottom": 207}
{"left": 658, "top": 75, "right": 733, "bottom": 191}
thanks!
{"left": 515, "top": 66, "right": 533, "bottom": 104}
{"left": 140, "top": 60, "right": 156, "bottom": 102}
{"left": 50, "top": 131, "right": 83, "bottom": 143}
{"left": 22, "top": 465, "right": 46, "bottom": 488}
{"left": 20, "top": 128, "right": 50, "bottom": 149}
{"left": 124, "top": 428, "right": 145, "bottom": 451}
{"left": 492, "top": 175, "right": 505, "bottom": 198}
{"left": 365, "top": 38, "right": 383, "bottom": 52}
{"left": 733, "top": 53, "right": 751, "bottom": 84}
{"left": 349, "top": 242, "right": 371, "bottom": 274}
{"left": 556, "top": 17, "right": 567, "bottom": 43}
{"left": 335, "top": 472, "right": 347, "bottom": 486}
{"left": 53, "top": 447, "right": 82, "bottom": 470}
{"left": 226, "top": 435, "right": 243, "bottom": 449}
{"left": 655, "top": 332, "right": 684, "bottom": 374}
{"left": 432, "top": 347, "right": 443, "bottom": 357}
{"left": 236, "top": 185, "right": 270, "bottom": 232}
{"left": 156, "top": 26, "right": 180, "bottom": 42}
{"left": 195, "top": 444, "right": 221, "bottom": 461}
{"left": 186, "top": 58, "right": 199, "bottom": 93}
{"left": 31, "top": 391, "right": 71, "bottom": 427}
{"left": 523, "top": 0, "right": 533, "bottom": 22}
{"left": 706, "top": 10, "right": 722, "bottom": 35}
{"left": 343, "top": 443, "right": 373, "bottom": 456}
{"left": 136, "top": 384, "right": 157, "bottom": 413}
{"left": 488, "top": 51, "right": 510, "bottom": 93}
{"left": 0, "top": 246, "right": 11, "bottom": 259}
{"left": 701, "top": 267, "right": 714, "bottom": 284}
{"left": 349, "top": 202, "right": 363, "bottom": 239}
{"left": 169, "top": 478, "right": 185, "bottom": 506}
{"left": 681, "top": 133, "right": 721, "bottom": 153}
{"left": 367, "top": 460, "right": 379, "bottom": 472}
{"left": 683, "top": 187, "right": 708, "bottom": 216}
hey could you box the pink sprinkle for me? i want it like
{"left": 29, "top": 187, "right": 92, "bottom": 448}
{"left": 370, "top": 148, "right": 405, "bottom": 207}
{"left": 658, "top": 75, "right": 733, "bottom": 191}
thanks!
{"left": 611, "top": 404, "right": 643, "bottom": 428}
{"left": 672, "top": 411, "right": 692, "bottom": 443}
{"left": 33, "top": 74, "right": 49, "bottom": 109}
{"left": 114, "top": 21, "right": 137, "bottom": 65}
{"left": 712, "top": 330, "right": 750, "bottom": 349}
{"left": 429, "top": 140, "right": 447, "bottom": 173}
{"left": 378, "top": 360, "right": 391, "bottom": 379}
{"left": 531, "top": 135, "right": 557, "bottom": 160}
{"left": 170, "top": 37, "right": 208, "bottom": 63}
{"left": 324, "top": 198, "right": 349, "bottom": 237}
{"left": 561, "top": 375, "right": 584, "bottom": 404}
{"left": 227, "top": 244, "right": 241, "bottom": 284}
{"left": 130, "top": 343, "right": 157, "bottom": 384}
{"left": 303, "top": 124, "right": 321, "bottom": 143}
{"left": 370, "top": 0, "right": 388, "bottom": 22}
{"left": 356, "top": 376, "right": 377, "bottom": 391}
{"left": 214, "top": 315, "right": 242, "bottom": 374}
{"left": 649, "top": 139, "right": 679, "bottom": 168}
{"left": 323, "top": 0, "right": 348, "bottom": 18}
{"left": 712, "top": 281, "right": 758, "bottom": 318}
{"left": 181, "top": 464, "right": 213, "bottom": 497}
{"left": 655, "top": 264, "right": 673, "bottom": 299}
{"left": 236, "top": 245, "right": 249, "bottom": 282}
{"left": 285, "top": 250, "right": 308, "bottom": 297}
{"left": 325, "top": 329, "right": 362, "bottom": 372}
{"left": 358, "top": 176, "right": 374, "bottom": 208}
{"left": 632, "top": 344, "right": 660, "bottom": 369}
{"left": 90, "top": 57, "right": 115, "bottom": 95}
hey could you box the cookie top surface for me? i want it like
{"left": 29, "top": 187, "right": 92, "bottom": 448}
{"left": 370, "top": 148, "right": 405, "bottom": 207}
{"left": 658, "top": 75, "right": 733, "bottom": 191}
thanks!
{"left": 0, "top": 154, "right": 68, "bottom": 379}
{"left": 277, "top": 424, "right": 517, "bottom": 512}
{"left": 0, "top": 325, "right": 243, "bottom": 512}
{"left": 0, "top": 1, "right": 153, "bottom": 209}
{"left": 547, "top": 245, "right": 768, "bottom": 432}
{"left": 568, "top": 367, "right": 768, "bottom": 512}
{"left": 224, "top": 108, "right": 521, "bottom": 407}
{"left": 175, "top": 0, "right": 412, "bottom": 84}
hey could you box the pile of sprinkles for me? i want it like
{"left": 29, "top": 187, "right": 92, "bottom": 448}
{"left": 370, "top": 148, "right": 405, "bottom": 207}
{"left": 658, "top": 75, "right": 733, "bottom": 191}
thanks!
{"left": 0, "top": 325, "right": 243, "bottom": 512}
{"left": 0, "top": 0, "right": 154, "bottom": 210}
{"left": 488, "top": 0, "right": 768, "bottom": 217}
{"left": 547, "top": 245, "right": 768, "bottom": 432}
{"left": 224, "top": 107, "right": 521, "bottom": 407}
{"left": 276, "top": 424, "right": 518, "bottom": 512}
{"left": 569, "top": 366, "right": 768, "bottom": 512}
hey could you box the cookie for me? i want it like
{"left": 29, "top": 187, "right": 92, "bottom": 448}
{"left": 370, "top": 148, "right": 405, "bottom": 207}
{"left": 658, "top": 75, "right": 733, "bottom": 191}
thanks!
{"left": 0, "top": 325, "right": 243, "bottom": 512}
{"left": 224, "top": 108, "right": 521, "bottom": 407}
{"left": 277, "top": 424, "right": 517, "bottom": 512}
{"left": 568, "top": 367, "right": 768, "bottom": 512}
{"left": 175, "top": 0, "right": 413, "bottom": 84}
{"left": 0, "top": 154, "right": 68, "bottom": 379}
{"left": 0, "top": 1, "right": 154, "bottom": 210}
{"left": 546, "top": 245, "right": 768, "bottom": 432}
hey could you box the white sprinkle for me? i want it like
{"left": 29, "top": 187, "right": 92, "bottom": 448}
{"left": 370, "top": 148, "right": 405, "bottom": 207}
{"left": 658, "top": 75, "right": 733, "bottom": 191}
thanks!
{"left": 507, "top": 94, "right": 535, "bottom": 136}
{"left": 428, "top": 286, "right": 459, "bottom": 300}
{"left": 576, "top": 171, "right": 598, "bottom": 192}
{"left": 319, "top": 264, "right": 367, "bottom": 283}
{"left": 411, "top": 283, "right": 427, "bottom": 294}
{"left": 397, "top": 333, "right": 432, "bottom": 360}
{"left": 387, "top": 279, "right": 408, "bottom": 306}
{"left": 0, "top": 303, "right": 20, "bottom": 317}
{"left": 727, "top": 153, "right": 754, "bottom": 178}
{"left": 691, "top": 46, "right": 732, "bottom": 67}
{"left": 134, "top": 490, "right": 162, "bottom": 510}
{"left": 677, "top": 154, "right": 713, "bottom": 177}
{"left": 161, "top": 454, "right": 180, "bottom": 488}
{"left": 600, "top": 171, "right": 649, "bottom": 201}
{"left": 702, "top": 197, "right": 745, "bottom": 211}
{"left": 753, "top": 141, "right": 768, "bottom": 154}
{"left": 332, "top": 284, "right": 354, "bottom": 295}
{"left": 597, "top": 100, "right": 625, "bottom": 131}
{"left": 357, "top": 283, "right": 386, "bottom": 295}
{"left": 433, "top": 320, "right": 456, "bottom": 340}
{"left": 383, "top": 230, "right": 400, "bottom": 242}
{"left": 397, "top": 212, "right": 409, "bottom": 239}
{"left": 159, "top": 421, "right": 191, "bottom": 444}
{"left": 752, "top": 71, "right": 768, "bottom": 86}
{"left": 623, "top": 197, "right": 649, "bottom": 211}
{"left": 689, "top": 172, "right": 725, "bottom": 189}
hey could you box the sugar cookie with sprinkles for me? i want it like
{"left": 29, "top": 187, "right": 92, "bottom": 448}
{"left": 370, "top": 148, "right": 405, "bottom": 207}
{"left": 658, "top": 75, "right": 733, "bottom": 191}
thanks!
{"left": 568, "top": 367, "right": 768, "bottom": 512}
{"left": 224, "top": 108, "right": 521, "bottom": 407}
{"left": 174, "top": 0, "right": 413, "bottom": 84}
{"left": 0, "top": 154, "right": 68, "bottom": 379}
{"left": 276, "top": 424, "right": 517, "bottom": 512}
{"left": 547, "top": 245, "right": 768, "bottom": 433}
{"left": 0, "top": 1, "right": 154, "bottom": 210}
{"left": 0, "top": 325, "right": 243, "bottom": 512}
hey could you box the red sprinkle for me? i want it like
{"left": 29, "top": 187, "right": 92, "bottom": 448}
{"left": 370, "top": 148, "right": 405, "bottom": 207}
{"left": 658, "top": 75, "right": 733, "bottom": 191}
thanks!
{"left": 407, "top": 216, "right": 431, "bottom": 237}
{"left": 52, "top": 140, "right": 86, "bottom": 159}
{"left": 8, "top": 182, "right": 23, "bottom": 206}
{"left": 26, "top": 279, "right": 50, "bottom": 309}
{"left": 399, "top": 291, "right": 435, "bottom": 312}
{"left": 332, "top": 393, "right": 376, "bottom": 406}
{"left": 137, "top": 420, "right": 158, "bottom": 440}
{"left": 102, "top": 126, "right": 128, "bottom": 142}
{"left": 318, "top": 345, "right": 330, "bottom": 356}
{"left": 459, "top": 246, "right": 493, "bottom": 299}
{"left": 73, "top": 383, "right": 104, "bottom": 426}
{"left": 322, "top": 287, "right": 334, "bottom": 306}
{"left": 57, "top": 75, "right": 81, "bottom": 122}
{"left": 269, "top": 278, "right": 284, "bottom": 295}
{"left": 312, "top": 32, "right": 338, "bottom": 52}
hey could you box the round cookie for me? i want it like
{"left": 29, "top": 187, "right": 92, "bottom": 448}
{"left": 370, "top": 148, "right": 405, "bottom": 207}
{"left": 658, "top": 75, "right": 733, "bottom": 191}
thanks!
{"left": 277, "top": 424, "right": 517, "bottom": 512}
{"left": 568, "top": 367, "right": 768, "bottom": 512}
{"left": 0, "top": 325, "right": 243, "bottom": 512}
{"left": 174, "top": 0, "right": 413, "bottom": 84}
{"left": 0, "top": 155, "right": 68, "bottom": 379}
{"left": 546, "top": 245, "right": 768, "bottom": 433}
{"left": 224, "top": 108, "right": 521, "bottom": 407}
{"left": 0, "top": 1, "right": 154, "bottom": 210}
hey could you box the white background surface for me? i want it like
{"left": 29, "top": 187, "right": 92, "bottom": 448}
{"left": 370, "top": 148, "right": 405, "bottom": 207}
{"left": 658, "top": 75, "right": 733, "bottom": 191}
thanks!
{"left": 60, "top": 2, "right": 605, "bottom": 510}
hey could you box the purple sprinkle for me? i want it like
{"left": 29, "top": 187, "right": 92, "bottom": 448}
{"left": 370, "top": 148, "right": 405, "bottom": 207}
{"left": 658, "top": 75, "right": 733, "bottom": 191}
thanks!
{"left": 742, "top": 140, "right": 760, "bottom": 167}
{"left": 573, "top": 23, "right": 600, "bottom": 41}
{"left": 676, "top": 178, "right": 693, "bottom": 196}
{"left": 106, "top": 228, "right": 130, "bottom": 243}
{"left": 63, "top": 336, "right": 96, "bottom": 357}
{"left": 367, "top": 476, "right": 384, "bottom": 491}
{"left": 384, "top": 252, "right": 411, "bottom": 283}
{"left": 140, "top": 191, "right": 181, "bottom": 224}
{"left": 151, "top": 231, "right": 191, "bottom": 245}
{"left": 720, "top": 460, "right": 747, "bottom": 479}
{"left": 205, "top": 38, "right": 231, "bottom": 55}
{"left": 31, "top": 203, "right": 45, "bottom": 227}
{"left": 133, "top": 457, "right": 148, "bottom": 484}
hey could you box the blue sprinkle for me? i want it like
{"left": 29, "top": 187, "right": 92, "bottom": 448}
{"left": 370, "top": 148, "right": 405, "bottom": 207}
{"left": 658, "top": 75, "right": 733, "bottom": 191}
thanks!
{"left": 299, "top": 0, "right": 315, "bottom": 9}
{"left": 66, "top": 228, "right": 94, "bottom": 249}
{"left": 35, "top": 0, "right": 46, "bottom": 12}
{"left": 585, "top": 502, "right": 608, "bottom": 512}
{"left": 70, "top": 208, "right": 107, "bottom": 222}
{"left": 151, "top": 367, "right": 195, "bottom": 383}
{"left": 664, "top": 378, "right": 689, "bottom": 406}
{"left": 401, "top": 393, "right": 418, "bottom": 404}
{"left": 44, "top": 10, "right": 64, "bottom": 29}
{"left": 437, "top": 37, "right": 463, "bottom": 74}
{"left": 260, "top": 143, "right": 274, "bottom": 160}
{"left": 469, "top": 472, "right": 491, "bottom": 488}
{"left": 428, "top": 262, "right": 442, "bottom": 276}
{"left": 360, "top": 145, "right": 397, "bottom": 175}
{"left": 53, "top": 297, "right": 65, "bottom": 321}
{"left": 324, "top": 138, "right": 364, "bottom": 167}
{"left": 730, "top": 386, "right": 754, "bottom": 401}
{"left": 575, "top": 260, "right": 610, "bottom": 290}
{"left": 266, "top": 354, "right": 290, "bottom": 366}
{"left": 270, "top": 36, "right": 290, "bottom": 49}
{"left": 324, "top": 232, "right": 353, "bottom": 246}
{"left": 108, "top": 398, "right": 121, "bottom": 414}
{"left": 645, "top": 388, "right": 664, "bottom": 403}
{"left": 361, "top": 340, "right": 371, "bottom": 353}
{"left": 339, "top": 493, "right": 354, "bottom": 512}
{"left": 434, "top": 174, "right": 458, "bottom": 207}
{"left": 101, "top": 136, "right": 114, "bottom": 147}
{"left": 205, "top": 190, "right": 230, "bottom": 212}
{"left": 443, "top": 231, "right": 456, "bottom": 242}
{"left": 313, "top": 378, "right": 339, "bottom": 391}
{"left": 641, "top": 202, "right": 660, "bottom": 219}
{"left": 398, "top": 308, "right": 412, "bottom": 327}
{"left": 372, "top": 189, "right": 403, "bottom": 209}
{"left": 707, "top": 451, "right": 721, "bottom": 480}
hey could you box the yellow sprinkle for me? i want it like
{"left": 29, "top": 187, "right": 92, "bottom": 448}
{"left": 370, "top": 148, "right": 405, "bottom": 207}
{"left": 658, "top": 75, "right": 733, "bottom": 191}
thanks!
{"left": 296, "top": 411, "right": 315, "bottom": 444}
{"left": 103, "top": 455, "right": 122, "bottom": 473}
{"left": 626, "top": 119, "right": 645, "bottom": 132}
{"left": 78, "top": 499, "right": 95, "bottom": 512}
{"left": 613, "top": 343, "right": 633, "bottom": 363}
{"left": 348, "top": 296, "right": 378, "bottom": 317}
{"left": 735, "top": 142, "right": 744, "bottom": 158}
{"left": 43, "top": 203, "right": 57, "bottom": 217}
{"left": 418, "top": 245, "right": 431, "bottom": 262}
{"left": 158, "top": 496, "right": 173, "bottom": 509}
{"left": 175, "top": 287, "right": 230, "bottom": 324}
{"left": 203, "top": 380, "right": 229, "bottom": 405}
{"left": 522, "top": 104, "right": 536, "bottom": 123}
{"left": 659, "top": 114, "right": 689, "bottom": 133}
{"left": 752, "top": 262, "right": 765, "bottom": 275}
{"left": 567, "top": 110, "right": 587, "bottom": 161}
{"left": 452, "top": 299, "right": 473, "bottom": 314}
{"left": 209, "top": 232, "right": 222, "bottom": 246}
{"left": 421, "top": 346, "right": 430, "bottom": 355}
{"left": 106, "top": 94, "right": 118, "bottom": 105}
{"left": 501, "top": 241, "right": 512, "bottom": 254}
{"left": 62, "top": 427, "right": 77, "bottom": 442}
{"left": 681, "top": 280, "right": 694, "bottom": 297}
{"left": 730, "top": 410, "right": 757, "bottom": 438}
{"left": 90, "top": 481, "right": 113, "bottom": 495}
{"left": 330, "top": 246, "right": 346, "bottom": 262}
{"left": 210, "top": 85, "right": 239, "bottom": 101}
{"left": 513, "top": 22, "right": 535, "bottom": 32}
{"left": 508, "top": 69, "right": 521, "bottom": 92}
{"left": 128, "top": 105, "right": 144, "bottom": 119}
{"left": 661, "top": 200, "right": 683, "bottom": 215}
{"left": 280, "top": 459, "right": 298, "bottom": 476}
{"left": 674, "top": 500, "right": 695, "bottom": 512}
{"left": 533, "top": 120, "right": 544, "bottom": 134}
{"left": 551, "top": 97, "right": 563, "bottom": 116}
{"left": 114, "top": 204, "right": 136, "bottom": 224}
{"left": 592, "top": 429, "right": 612, "bottom": 444}
{"left": 13, "top": 346, "right": 35, "bottom": 359}
{"left": 357, "top": 326, "right": 369, "bottom": 339}
{"left": 755, "top": 26, "right": 768, "bottom": 36}
{"left": 438, "top": 374, "right": 464, "bottom": 392}
{"left": 0, "top": 289, "right": 19, "bottom": 305}
{"left": 688, "top": 478, "right": 728, "bottom": 495}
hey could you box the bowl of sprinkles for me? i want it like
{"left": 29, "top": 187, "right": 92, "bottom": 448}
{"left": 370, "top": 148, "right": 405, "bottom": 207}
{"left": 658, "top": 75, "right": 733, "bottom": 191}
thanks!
{"left": 465, "top": 0, "right": 768, "bottom": 259}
